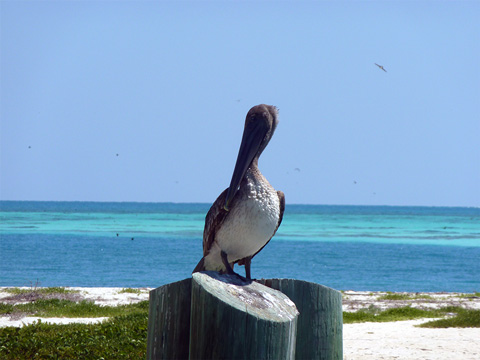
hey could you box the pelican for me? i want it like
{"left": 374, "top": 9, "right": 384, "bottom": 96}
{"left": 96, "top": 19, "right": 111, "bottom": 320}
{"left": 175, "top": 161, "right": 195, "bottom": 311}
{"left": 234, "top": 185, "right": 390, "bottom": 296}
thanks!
{"left": 193, "top": 104, "right": 285, "bottom": 280}
{"left": 375, "top": 63, "right": 387, "bottom": 72}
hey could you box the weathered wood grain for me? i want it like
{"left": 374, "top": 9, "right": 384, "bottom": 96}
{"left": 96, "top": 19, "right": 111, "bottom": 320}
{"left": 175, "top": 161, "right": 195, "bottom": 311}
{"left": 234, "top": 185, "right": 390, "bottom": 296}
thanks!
{"left": 146, "top": 278, "right": 192, "bottom": 360}
{"left": 147, "top": 275, "right": 342, "bottom": 360}
{"left": 189, "top": 272, "right": 299, "bottom": 360}
{"left": 258, "top": 278, "right": 343, "bottom": 360}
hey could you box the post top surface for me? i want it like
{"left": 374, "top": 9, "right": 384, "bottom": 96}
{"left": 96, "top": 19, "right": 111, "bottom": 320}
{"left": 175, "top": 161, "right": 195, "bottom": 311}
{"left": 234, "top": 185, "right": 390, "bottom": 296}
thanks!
{"left": 192, "top": 272, "right": 299, "bottom": 322}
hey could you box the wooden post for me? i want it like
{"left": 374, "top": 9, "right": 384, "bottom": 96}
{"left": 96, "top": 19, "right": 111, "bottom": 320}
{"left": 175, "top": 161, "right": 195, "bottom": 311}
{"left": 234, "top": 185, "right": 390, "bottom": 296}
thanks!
{"left": 258, "top": 279, "right": 343, "bottom": 360}
{"left": 147, "top": 278, "right": 192, "bottom": 360}
{"left": 147, "top": 275, "right": 342, "bottom": 360}
{"left": 189, "top": 272, "right": 299, "bottom": 360}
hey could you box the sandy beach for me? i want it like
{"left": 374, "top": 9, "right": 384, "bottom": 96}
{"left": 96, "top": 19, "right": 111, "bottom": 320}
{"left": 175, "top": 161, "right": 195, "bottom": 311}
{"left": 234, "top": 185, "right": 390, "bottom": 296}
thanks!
{"left": 342, "top": 290, "right": 480, "bottom": 359}
{"left": 1, "top": 287, "right": 479, "bottom": 359}
{"left": 0, "top": 287, "right": 151, "bottom": 328}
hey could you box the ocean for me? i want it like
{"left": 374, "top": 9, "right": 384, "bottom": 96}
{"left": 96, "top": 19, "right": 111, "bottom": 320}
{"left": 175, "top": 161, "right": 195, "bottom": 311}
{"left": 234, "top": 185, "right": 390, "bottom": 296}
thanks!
{"left": 0, "top": 201, "right": 479, "bottom": 292}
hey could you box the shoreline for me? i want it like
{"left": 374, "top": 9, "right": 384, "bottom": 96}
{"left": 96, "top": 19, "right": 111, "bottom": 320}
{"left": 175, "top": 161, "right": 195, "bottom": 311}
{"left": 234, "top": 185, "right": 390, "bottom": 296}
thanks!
{"left": 2, "top": 287, "right": 479, "bottom": 310}
{"left": 2, "top": 287, "right": 480, "bottom": 360}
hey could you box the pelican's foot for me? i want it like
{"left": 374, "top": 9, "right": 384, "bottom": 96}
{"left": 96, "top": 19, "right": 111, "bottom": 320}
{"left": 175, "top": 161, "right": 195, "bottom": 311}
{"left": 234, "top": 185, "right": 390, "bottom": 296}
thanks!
{"left": 220, "top": 251, "right": 252, "bottom": 284}
{"left": 223, "top": 271, "right": 252, "bottom": 285}
{"left": 233, "top": 272, "right": 248, "bottom": 282}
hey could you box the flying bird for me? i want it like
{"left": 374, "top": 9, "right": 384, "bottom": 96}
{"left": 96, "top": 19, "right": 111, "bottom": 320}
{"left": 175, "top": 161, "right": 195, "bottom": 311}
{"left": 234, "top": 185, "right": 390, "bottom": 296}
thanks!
{"left": 375, "top": 63, "right": 387, "bottom": 72}
{"left": 193, "top": 104, "right": 285, "bottom": 280}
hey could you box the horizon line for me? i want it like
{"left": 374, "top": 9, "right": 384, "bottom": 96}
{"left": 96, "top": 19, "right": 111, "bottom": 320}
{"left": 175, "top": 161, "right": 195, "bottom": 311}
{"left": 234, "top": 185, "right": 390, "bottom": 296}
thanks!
{"left": 0, "top": 199, "right": 478, "bottom": 209}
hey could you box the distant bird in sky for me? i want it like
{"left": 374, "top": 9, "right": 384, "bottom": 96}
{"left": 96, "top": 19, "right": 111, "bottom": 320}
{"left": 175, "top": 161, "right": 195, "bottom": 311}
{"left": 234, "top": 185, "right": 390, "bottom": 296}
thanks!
{"left": 375, "top": 63, "right": 387, "bottom": 72}
{"left": 116, "top": 153, "right": 119, "bottom": 157}
{"left": 193, "top": 104, "right": 285, "bottom": 280}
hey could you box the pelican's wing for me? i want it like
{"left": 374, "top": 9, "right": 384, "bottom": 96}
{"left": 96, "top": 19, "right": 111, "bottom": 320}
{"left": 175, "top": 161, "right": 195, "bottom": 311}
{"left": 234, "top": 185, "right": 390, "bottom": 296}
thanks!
{"left": 202, "top": 188, "right": 229, "bottom": 256}
{"left": 275, "top": 190, "right": 286, "bottom": 234}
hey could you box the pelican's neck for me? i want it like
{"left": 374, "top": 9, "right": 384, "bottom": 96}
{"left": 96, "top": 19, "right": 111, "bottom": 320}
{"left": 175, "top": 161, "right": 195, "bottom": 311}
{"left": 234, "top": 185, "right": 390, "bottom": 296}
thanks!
{"left": 245, "top": 161, "right": 264, "bottom": 184}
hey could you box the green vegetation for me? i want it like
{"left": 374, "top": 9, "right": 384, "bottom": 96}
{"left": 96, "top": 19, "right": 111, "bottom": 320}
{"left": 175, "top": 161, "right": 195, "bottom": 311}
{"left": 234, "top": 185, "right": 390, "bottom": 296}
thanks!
{"left": 419, "top": 309, "right": 480, "bottom": 328}
{"left": 3, "top": 287, "right": 79, "bottom": 295}
{"left": 376, "top": 292, "right": 434, "bottom": 301}
{"left": 118, "top": 288, "right": 142, "bottom": 295}
{"left": 342, "top": 305, "right": 480, "bottom": 326}
{"left": 344, "top": 305, "right": 444, "bottom": 323}
{"left": 1, "top": 299, "right": 148, "bottom": 318}
{"left": 0, "top": 286, "right": 149, "bottom": 360}
{"left": 0, "top": 313, "right": 148, "bottom": 359}
{"left": 457, "top": 292, "right": 480, "bottom": 299}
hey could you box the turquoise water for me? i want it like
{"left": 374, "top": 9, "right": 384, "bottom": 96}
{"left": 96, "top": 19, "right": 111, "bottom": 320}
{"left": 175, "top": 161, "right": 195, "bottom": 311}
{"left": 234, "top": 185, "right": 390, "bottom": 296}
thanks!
{"left": 1, "top": 201, "right": 479, "bottom": 292}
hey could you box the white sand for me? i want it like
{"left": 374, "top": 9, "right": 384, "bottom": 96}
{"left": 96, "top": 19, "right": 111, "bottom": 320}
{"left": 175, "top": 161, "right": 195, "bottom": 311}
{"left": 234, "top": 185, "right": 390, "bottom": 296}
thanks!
{"left": 1, "top": 316, "right": 110, "bottom": 328}
{"left": 344, "top": 319, "right": 480, "bottom": 360}
{"left": 66, "top": 286, "right": 151, "bottom": 306}
{"left": 1, "top": 287, "right": 479, "bottom": 359}
{"left": 342, "top": 290, "right": 480, "bottom": 359}
{"left": 0, "top": 286, "right": 151, "bottom": 308}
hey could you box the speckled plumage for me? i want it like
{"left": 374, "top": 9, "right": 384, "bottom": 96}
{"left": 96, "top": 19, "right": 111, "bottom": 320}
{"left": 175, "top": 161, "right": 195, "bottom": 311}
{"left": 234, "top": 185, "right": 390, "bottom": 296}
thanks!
{"left": 203, "top": 168, "right": 283, "bottom": 272}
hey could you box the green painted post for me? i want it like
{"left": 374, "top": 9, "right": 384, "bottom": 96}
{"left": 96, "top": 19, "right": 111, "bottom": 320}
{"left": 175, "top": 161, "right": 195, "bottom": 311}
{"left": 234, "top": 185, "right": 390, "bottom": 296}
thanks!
{"left": 258, "top": 278, "right": 343, "bottom": 360}
{"left": 146, "top": 278, "right": 192, "bottom": 360}
{"left": 189, "top": 272, "right": 299, "bottom": 360}
{"left": 146, "top": 276, "right": 342, "bottom": 360}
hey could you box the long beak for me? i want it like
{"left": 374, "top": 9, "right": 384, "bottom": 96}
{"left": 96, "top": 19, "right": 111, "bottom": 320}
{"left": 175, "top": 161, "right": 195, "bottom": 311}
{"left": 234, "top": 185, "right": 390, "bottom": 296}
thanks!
{"left": 224, "top": 121, "right": 268, "bottom": 210}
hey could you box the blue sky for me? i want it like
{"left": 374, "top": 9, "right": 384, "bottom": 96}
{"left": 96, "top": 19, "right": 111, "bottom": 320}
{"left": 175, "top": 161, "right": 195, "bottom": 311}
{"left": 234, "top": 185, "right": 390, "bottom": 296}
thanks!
{"left": 1, "top": 1, "right": 479, "bottom": 207}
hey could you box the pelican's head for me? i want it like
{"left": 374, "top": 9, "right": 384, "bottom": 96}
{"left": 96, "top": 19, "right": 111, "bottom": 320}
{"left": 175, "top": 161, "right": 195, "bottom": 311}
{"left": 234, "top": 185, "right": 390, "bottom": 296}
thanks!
{"left": 224, "top": 104, "right": 279, "bottom": 210}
